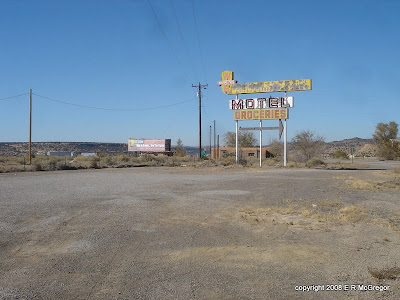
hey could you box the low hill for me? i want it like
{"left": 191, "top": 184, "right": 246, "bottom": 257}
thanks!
{"left": 0, "top": 137, "right": 374, "bottom": 157}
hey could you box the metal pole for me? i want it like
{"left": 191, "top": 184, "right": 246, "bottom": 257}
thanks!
{"left": 213, "top": 120, "right": 216, "bottom": 159}
{"left": 235, "top": 95, "right": 239, "bottom": 164}
{"left": 283, "top": 91, "right": 287, "bottom": 167}
{"left": 351, "top": 146, "right": 354, "bottom": 164}
{"left": 259, "top": 119, "right": 262, "bottom": 167}
{"left": 217, "top": 135, "right": 219, "bottom": 159}
{"left": 29, "top": 89, "right": 32, "bottom": 165}
{"left": 198, "top": 84, "right": 202, "bottom": 159}
{"left": 235, "top": 120, "right": 239, "bottom": 163}
{"left": 284, "top": 119, "right": 287, "bottom": 167}
{"left": 209, "top": 125, "right": 212, "bottom": 157}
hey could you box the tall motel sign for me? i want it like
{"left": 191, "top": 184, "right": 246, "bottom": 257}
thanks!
{"left": 218, "top": 71, "right": 312, "bottom": 167}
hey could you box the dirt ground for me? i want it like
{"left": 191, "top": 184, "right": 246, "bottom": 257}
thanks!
{"left": 0, "top": 162, "right": 400, "bottom": 299}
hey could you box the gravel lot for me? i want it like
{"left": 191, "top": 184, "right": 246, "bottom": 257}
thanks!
{"left": 1, "top": 163, "right": 400, "bottom": 299}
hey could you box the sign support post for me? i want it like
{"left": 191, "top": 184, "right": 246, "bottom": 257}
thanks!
{"left": 284, "top": 119, "right": 287, "bottom": 167}
{"left": 283, "top": 91, "right": 287, "bottom": 167}
{"left": 259, "top": 120, "right": 262, "bottom": 167}
{"left": 235, "top": 95, "right": 239, "bottom": 164}
{"left": 220, "top": 71, "right": 312, "bottom": 167}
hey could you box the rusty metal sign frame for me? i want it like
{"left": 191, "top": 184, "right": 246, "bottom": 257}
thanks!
{"left": 220, "top": 71, "right": 312, "bottom": 167}
{"left": 220, "top": 71, "right": 311, "bottom": 95}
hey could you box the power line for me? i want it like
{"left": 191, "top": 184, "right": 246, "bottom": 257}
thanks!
{"left": 168, "top": 0, "right": 199, "bottom": 82}
{"left": 33, "top": 93, "right": 196, "bottom": 111}
{"left": 146, "top": 0, "right": 192, "bottom": 83}
{"left": 0, "top": 93, "right": 29, "bottom": 101}
{"left": 191, "top": 0, "right": 207, "bottom": 82}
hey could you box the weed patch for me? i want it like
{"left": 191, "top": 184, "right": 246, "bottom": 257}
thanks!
{"left": 239, "top": 199, "right": 399, "bottom": 232}
{"left": 341, "top": 176, "right": 400, "bottom": 191}
{"left": 368, "top": 267, "right": 400, "bottom": 280}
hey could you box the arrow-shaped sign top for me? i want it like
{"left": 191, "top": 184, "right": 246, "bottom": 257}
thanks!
{"left": 219, "top": 71, "right": 312, "bottom": 95}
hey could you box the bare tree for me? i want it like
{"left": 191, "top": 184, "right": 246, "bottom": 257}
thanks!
{"left": 224, "top": 131, "right": 257, "bottom": 148}
{"left": 373, "top": 121, "right": 399, "bottom": 160}
{"left": 269, "top": 138, "right": 283, "bottom": 158}
{"left": 292, "top": 130, "right": 325, "bottom": 162}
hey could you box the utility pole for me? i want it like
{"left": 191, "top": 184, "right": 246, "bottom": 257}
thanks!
{"left": 213, "top": 120, "right": 216, "bottom": 159}
{"left": 192, "top": 82, "right": 207, "bottom": 158}
{"left": 29, "top": 89, "right": 32, "bottom": 165}
{"left": 217, "top": 135, "right": 219, "bottom": 159}
{"left": 209, "top": 125, "right": 212, "bottom": 156}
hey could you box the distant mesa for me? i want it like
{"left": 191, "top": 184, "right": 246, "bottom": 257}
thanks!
{"left": 0, "top": 142, "right": 200, "bottom": 156}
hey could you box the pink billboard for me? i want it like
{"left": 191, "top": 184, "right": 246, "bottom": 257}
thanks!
{"left": 128, "top": 139, "right": 171, "bottom": 152}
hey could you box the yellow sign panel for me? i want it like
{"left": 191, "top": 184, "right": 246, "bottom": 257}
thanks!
{"left": 234, "top": 109, "right": 288, "bottom": 121}
{"left": 220, "top": 70, "right": 312, "bottom": 95}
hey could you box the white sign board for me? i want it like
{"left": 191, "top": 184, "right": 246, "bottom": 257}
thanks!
{"left": 229, "top": 96, "right": 294, "bottom": 110}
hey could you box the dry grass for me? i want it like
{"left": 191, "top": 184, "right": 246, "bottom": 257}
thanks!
{"left": 344, "top": 176, "right": 376, "bottom": 190}
{"left": 325, "top": 163, "right": 370, "bottom": 170}
{"left": 0, "top": 154, "right": 200, "bottom": 172}
{"left": 239, "top": 198, "right": 399, "bottom": 232}
{"left": 372, "top": 217, "right": 400, "bottom": 231}
{"left": 286, "top": 161, "right": 304, "bottom": 168}
{"left": 338, "top": 205, "right": 367, "bottom": 223}
{"left": 339, "top": 175, "right": 400, "bottom": 191}
{"left": 368, "top": 267, "right": 400, "bottom": 280}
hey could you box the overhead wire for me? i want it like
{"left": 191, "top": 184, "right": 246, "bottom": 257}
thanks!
{"left": 0, "top": 93, "right": 29, "bottom": 101}
{"left": 146, "top": 0, "right": 192, "bottom": 83}
{"left": 168, "top": 0, "right": 199, "bottom": 82}
{"left": 32, "top": 93, "right": 196, "bottom": 111}
{"left": 191, "top": 0, "right": 207, "bottom": 83}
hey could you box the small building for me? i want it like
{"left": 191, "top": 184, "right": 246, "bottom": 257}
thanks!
{"left": 46, "top": 151, "right": 75, "bottom": 157}
{"left": 80, "top": 153, "right": 97, "bottom": 157}
{"left": 212, "top": 147, "right": 273, "bottom": 159}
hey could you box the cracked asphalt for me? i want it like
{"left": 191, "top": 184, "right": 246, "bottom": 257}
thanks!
{"left": 1, "top": 164, "right": 400, "bottom": 299}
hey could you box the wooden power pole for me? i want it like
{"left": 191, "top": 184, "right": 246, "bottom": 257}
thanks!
{"left": 213, "top": 120, "right": 216, "bottom": 159}
{"left": 29, "top": 89, "right": 32, "bottom": 164}
{"left": 192, "top": 82, "right": 207, "bottom": 158}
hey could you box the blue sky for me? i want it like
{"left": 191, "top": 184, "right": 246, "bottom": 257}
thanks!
{"left": 1, "top": 0, "right": 399, "bottom": 146}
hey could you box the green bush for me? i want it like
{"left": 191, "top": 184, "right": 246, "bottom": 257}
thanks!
{"left": 305, "top": 158, "right": 326, "bottom": 168}
{"left": 34, "top": 163, "right": 43, "bottom": 171}
{"left": 333, "top": 150, "right": 349, "bottom": 160}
